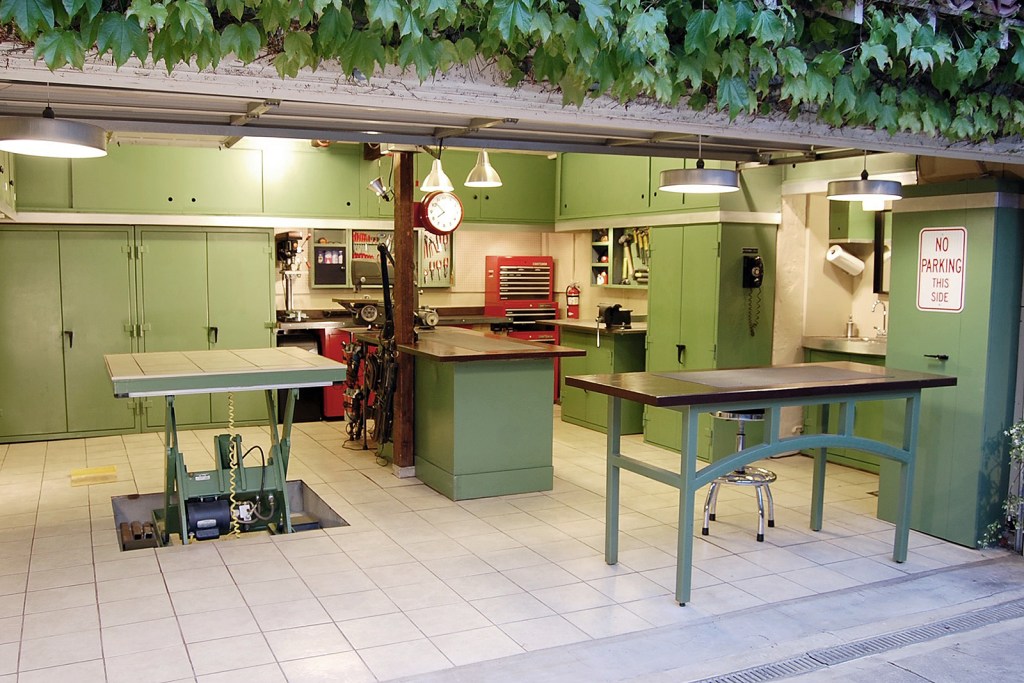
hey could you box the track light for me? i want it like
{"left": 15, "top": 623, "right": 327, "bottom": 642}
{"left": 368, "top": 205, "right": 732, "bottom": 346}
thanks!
{"left": 0, "top": 106, "right": 107, "bottom": 158}
{"left": 367, "top": 177, "right": 393, "bottom": 202}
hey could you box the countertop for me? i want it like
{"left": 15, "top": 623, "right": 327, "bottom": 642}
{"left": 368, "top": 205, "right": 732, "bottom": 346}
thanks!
{"left": 397, "top": 327, "right": 586, "bottom": 363}
{"left": 547, "top": 320, "right": 648, "bottom": 335}
{"left": 275, "top": 311, "right": 509, "bottom": 332}
{"left": 802, "top": 336, "right": 887, "bottom": 356}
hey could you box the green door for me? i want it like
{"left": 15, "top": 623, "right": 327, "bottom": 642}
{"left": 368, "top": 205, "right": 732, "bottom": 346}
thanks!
{"left": 644, "top": 225, "right": 686, "bottom": 450}
{"left": 139, "top": 230, "right": 211, "bottom": 427}
{"left": 208, "top": 232, "right": 274, "bottom": 423}
{"left": 0, "top": 231, "right": 67, "bottom": 437}
{"left": 60, "top": 230, "right": 137, "bottom": 432}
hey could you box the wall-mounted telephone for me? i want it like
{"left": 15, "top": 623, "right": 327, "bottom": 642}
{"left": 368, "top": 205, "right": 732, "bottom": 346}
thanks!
{"left": 742, "top": 254, "right": 764, "bottom": 288}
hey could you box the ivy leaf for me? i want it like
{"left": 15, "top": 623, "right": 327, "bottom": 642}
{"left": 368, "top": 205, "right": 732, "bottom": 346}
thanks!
{"left": 893, "top": 16, "right": 916, "bottom": 55}
{"left": 808, "top": 17, "right": 835, "bottom": 43}
{"left": 955, "top": 47, "right": 979, "bottom": 79}
{"left": 931, "top": 62, "right": 959, "bottom": 96}
{"left": 931, "top": 38, "right": 954, "bottom": 65}
{"left": 574, "top": 21, "right": 599, "bottom": 63}
{"left": 398, "top": 7, "right": 423, "bottom": 37}
{"left": 339, "top": 28, "right": 386, "bottom": 78}
{"left": 716, "top": 75, "right": 750, "bottom": 120}
{"left": 859, "top": 42, "right": 890, "bottom": 70}
{"left": 195, "top": 31, "right": 221, "bottom": 70}
{"left": 910, "top": 46, "right": 934, "bottom": 73}
{"left": 398, "top": 35, "right": 437, "bottom": 80}
{"left": 749, "top": 9, "right": 786, "bottom": 45}
{"left": 1012, "top": 36, "right": 1024, "bottom": 79}
{"left": 676, "top": 53, "right": 703, "bottom": 89}
{"left": 127, "top": 0, "right": 168, "bottom": 31}
{"left": 274, "top": 30, "right": 315, "bottom": 78}
{"left": 710, "top": 0, "right": 737, "bottom": 40}
{"left": 367, "top": 0, "right": 401, "bottom": 31}
{"left": 813, "top": 50, "right": 844, "bottom": 78}
{"left": 749, "top": 44, "right": 775, "bottom": 76}
{"left": 780, "top": 75, "right": 808, "bottom": 105}
{"left": 684, "top": 9, "right": 715, "bottom": 55}
{"left": 221, "top": 22, "right": 261, "bottom": 62}
{"left": 33, "top": 29, "right": 85, "bottom": 69}
{"left": 981, "top": 46, "right": 1000, "bottom": 72}
{"left": 776, "top": 46, "right": 806, "bottom": 77}
{"left": 314, "top": 6, "right": 352, "bottom": 55}
{"left": 992, "top": 95, "right": 1011, "bottom": 119}
{"left": 174, "top": 0, "right": 211, "bottom": 33}
{"left": 490, "top": 0, "right": 532, "bottom": 42}
{"left": 721, "top": 44, "right": 746, "bottom": 76}
{"left": 454, "top": 36, "right": 476, "bottom": 63}
{"left": 897, "top": 110, "right": 922, "bottom": 135}
{"left": 625, "top": 8, "right": 667, "bottom": 56}
{"left": 530, "top": 11, "right": 552, "bottom": 41}
{"left": 215, "top": 0, "right": 244, "bottom": 20}
{"left": 257, "top": 0, "right": 291, "bottom": 31}
{"left": 578, "top": 0, "right": 613, "bottom": 38}
{"left": 833, "top": 73, "right": 856, "bottom": 114}
{"left": 806, "top": 68, "right": 831, "bottom": 104}
{"left": 63, "top": 0, "right": 86, "bottom": 16}
{"left": 0, "top": 0, "right": 55, "bottom": 33}
{"left": 949, "top": 115, "right": 975, "bottom": 139}
{"left": 688, "top": 91, "right": 708, "bottom": 111}
{"left": 97, "top": 12, "right": 149, "bottom": 67}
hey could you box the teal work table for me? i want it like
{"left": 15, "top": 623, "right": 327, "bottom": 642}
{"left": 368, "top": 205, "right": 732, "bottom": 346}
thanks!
{"left": 565, "top": 361, "right": 956, "bottom": 605}
{"left": 105, "top": 348, "right": 346, "bottom": 543}
{"left": 398, "top": 328, "right": 585, "bottom": 500}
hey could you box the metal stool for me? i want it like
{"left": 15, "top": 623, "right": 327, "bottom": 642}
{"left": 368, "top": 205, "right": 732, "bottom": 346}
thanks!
{"left": 702, "top": 410, "right": 776, "bottom": 542}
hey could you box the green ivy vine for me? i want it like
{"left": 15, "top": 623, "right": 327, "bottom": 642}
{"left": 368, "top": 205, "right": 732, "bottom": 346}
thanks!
{"left": 1, "top": 0, "right": 1023, "bottom": 144}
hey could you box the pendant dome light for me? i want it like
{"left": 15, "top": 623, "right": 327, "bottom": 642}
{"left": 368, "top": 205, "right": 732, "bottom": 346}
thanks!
{"left": 826, "top": 152, "right": 902, "bottom": 211}
{"left": 420, "top": 140, "right": 454, "bottom": 192}
{"left": 0, "top": 106, "right": 107, "bottom": 159}
{"left": 465, "top": 150, "right": 502, "bottom": 188}
{"left": 658, "top": 136, "right": 739, "bottom": 194}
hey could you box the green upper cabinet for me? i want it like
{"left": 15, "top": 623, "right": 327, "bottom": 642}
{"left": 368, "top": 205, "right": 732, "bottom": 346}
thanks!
{"left": 829, "top": 201, "right": 892, "bottom": 242}
{"left": 264, "top": 144, "right": 359, "bottom": 217}
{"left": 475, "top": 153, "right": 556, "bottom": 223}
{"left": 558, "top": 153, "right": 650, "bottom": 219}
{"left": 14, "top": 157, "right": 73, "bottom": 211}
{"left": 72, "top": 145, "right": 263, "bottom": 215}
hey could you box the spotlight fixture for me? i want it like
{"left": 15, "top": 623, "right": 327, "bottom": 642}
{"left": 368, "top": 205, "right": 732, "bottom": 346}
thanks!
{"left": 367, "top": 177, "right": 393, "bottom": 202}
{"left": 658, "top": 136, "right": 739, "bottom": 194}
{"left": 0, "top": 106, "right": 107, "bottom": 158}
{"left": 421, "top": 158, "right": 454, "bottom": 193}
{"left": 826, "top": 152, "right": 902, "bottom": 210}
{"left": 465, "top": 150, "right": 502, "bottom": 188}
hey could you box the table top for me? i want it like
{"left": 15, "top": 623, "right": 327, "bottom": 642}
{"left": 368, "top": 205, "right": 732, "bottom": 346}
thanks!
{"left": 546, "top": 320, "right": 648, "bottom": 335}
{"left": 565, "top": 361, "right": 956, "bottom": 407}
{"left": 397, "top": 327, "right": 585, "bottom": 363}
{"left": 105, "top": 348, "right": 346, "bottom": 398}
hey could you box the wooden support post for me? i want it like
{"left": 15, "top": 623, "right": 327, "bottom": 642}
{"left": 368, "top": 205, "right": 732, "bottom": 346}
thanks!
{"left": 391, "top": 152, "right": 416, "bottom": 470}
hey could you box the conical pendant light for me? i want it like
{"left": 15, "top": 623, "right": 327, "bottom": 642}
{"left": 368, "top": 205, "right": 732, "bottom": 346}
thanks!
{"left": 658, "top": 136, "right": 738, "bottom": 194}
{"left": 421, "top": 158, "right": 454, "bottom": 192}
{"left": 465, "top": 150, "right": 502, "bottom": 187}
{"left": 0, "top": 106, "right": 107, "bottom": 158}
{"left": 827, "top": 152, "right": 902, "bottom": 210}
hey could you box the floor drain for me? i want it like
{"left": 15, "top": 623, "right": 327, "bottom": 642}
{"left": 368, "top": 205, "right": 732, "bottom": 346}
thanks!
{"left": 691, "top": 597, "right": 1024, "bottom": 683}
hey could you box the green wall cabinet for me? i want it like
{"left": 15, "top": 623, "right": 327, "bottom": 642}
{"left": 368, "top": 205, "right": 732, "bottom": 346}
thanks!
{"left": 878, "top": 180, "right": 1023, "bottom": 548}
{"left": 0, "top": 151, "right": 15, "bottom": 215}
{"left": 138, "top": 228, "right": 275, "bottom": 429}
{"left": 830, "top": 202, "right": 893, "bottom": 242}
{"left": 72, "top": 146, "right": 263, "bottom": 215}
{"left": 643, "top": 222, "right": 776, "bottom": 460}
{"left": 263, "top": 146, "right": 360, "bottom": 217}
{"left": 559, "top": 328, "right": 646, "bottom": 434}
{"left": 802, "top": 348, "right": 886, "bottom": 473}
{"left": 558, "top": 154, "right": 650, "bottom": 219}
{"left": 0, "top": 227, "right": 137, "bottom": 439}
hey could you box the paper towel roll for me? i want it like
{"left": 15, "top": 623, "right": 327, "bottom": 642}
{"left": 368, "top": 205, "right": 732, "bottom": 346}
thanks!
{"left": 826, "top": 244, "right": 865, "bottom": 276}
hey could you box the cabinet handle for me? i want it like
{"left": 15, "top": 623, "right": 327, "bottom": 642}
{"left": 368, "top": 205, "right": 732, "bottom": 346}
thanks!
{"left": 64, "top": 330, "right": 74, "bottom": 349}
{"left": 676, "top": 344, "right": 686, "bottom": 364}
{"left": 209, "top": 326, "right": 219, "bottom": 344}
{"left": 923, "top": 353, "right": 949, "bottom": 361}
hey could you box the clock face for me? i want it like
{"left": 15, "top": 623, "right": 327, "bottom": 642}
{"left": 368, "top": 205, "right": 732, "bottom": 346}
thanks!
{"left": 422, "top": 191, "right": 464, "bottom": 235}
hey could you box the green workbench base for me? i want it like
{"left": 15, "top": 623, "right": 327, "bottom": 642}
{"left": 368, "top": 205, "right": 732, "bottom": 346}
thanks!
{"left": 415, "top": 357, "right": 556, "bottom": 500}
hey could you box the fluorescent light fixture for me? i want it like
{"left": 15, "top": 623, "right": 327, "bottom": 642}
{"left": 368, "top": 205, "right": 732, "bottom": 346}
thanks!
{"left": 465, "top": 150, "right": 502, "bottom": 187}
{"left": 0, "top": 106, "right": 107, "bottom": 158}
{"left": 367, "top": 176, "right": 393, "bottom": 202}
{"left": 827, "top": 170, "right": 903, "bottom": 204}
{"left": 421, "top": 158, "right": 453, "bottom": 192}
{"left": 659, "top": 159, "right": 740, "bottom": 194}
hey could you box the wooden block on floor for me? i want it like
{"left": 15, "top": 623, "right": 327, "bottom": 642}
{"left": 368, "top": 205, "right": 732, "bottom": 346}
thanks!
{"left": 70, "top": 465, "right": 118, "bottom": 486}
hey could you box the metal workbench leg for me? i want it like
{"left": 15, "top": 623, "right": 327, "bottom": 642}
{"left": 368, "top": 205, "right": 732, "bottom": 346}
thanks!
{"left": 811, "top": 403, "right": 829, "bottom": 532}
{"left": 676, "top": 407, "right": 700, "bottom": 606}
{"left": 605, "top": 396, "right": 622, "bottom": 566}
{"left": 894, "top": 394, "right": 921, "bottom": 563}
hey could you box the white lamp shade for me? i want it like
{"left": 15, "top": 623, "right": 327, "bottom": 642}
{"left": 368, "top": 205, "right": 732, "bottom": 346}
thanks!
{"left": 465, "top": 150, "right": 502, "bottom": 187}
{"left": 0, "top": 110, "right": 107, "bottom": 158}
{"left": 826, "top": 177, "right": 902, "bottom": 203}
{"left": 421, "top": 158, "right": 454, "bottom": 192}
{"left": 659, "top": 166, "right": 739, "bottom": 194}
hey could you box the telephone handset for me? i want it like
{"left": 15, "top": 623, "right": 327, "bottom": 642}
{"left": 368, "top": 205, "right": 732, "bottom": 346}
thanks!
{"left": 742, "top": 254, "right": 764, "bottom": 289}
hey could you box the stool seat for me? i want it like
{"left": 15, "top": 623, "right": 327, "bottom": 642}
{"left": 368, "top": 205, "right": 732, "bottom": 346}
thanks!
{"left": 704, "top": 409, "right": 776, "bottom": 542}
{"left": 716, "top": 466, "right": 777, "bottom": 487}
{"left": 713, "top": 409, "right": 765, "bottom": 422}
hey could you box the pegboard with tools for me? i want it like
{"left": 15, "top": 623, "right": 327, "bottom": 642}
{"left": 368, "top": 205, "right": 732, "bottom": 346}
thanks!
{"left": 419, "top": 230, "right": 453, "bottom": 288}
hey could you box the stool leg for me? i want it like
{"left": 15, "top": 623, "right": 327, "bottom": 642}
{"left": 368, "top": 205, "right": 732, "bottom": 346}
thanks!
{"left": 765, "top": 484, "right": 776, "bottom": 528}
{"left": 702, "top": 485, "right": 714, "bottom": 535}
{"left": 755, "top": 486, "right": 766, "bottom": 542}
{"left": 708, "top": 481, "right": 721, "bottom": 522}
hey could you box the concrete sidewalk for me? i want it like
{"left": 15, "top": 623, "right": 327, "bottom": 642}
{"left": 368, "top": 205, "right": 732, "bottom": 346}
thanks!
{"left": 402, "top": 554, "right": 1024, "bottom": 682}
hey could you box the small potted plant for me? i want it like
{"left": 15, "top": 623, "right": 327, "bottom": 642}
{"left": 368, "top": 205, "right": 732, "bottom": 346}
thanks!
{"left": 980, "top": 418, "right": 1024, "bottom": 552}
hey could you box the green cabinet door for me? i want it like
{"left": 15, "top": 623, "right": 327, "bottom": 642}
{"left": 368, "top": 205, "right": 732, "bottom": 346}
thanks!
{"left": 477, "top": 153, "right": 557, "bottom": 223}
{"left": 0, "top": 231, "right": 67, "bottom": 437}
{"left": 138, "top": 230, "right": 212, "bottom": 427}
{"left": 264, "top": 146, "right": 360, "bottom": 217}
{"left": 73, "top": 146, "right": 263, "bottom": 215}
{"left": 11, "top": 157, "right": 72, "bottom": 210}
{"left": 558, "top": 154, "right": 650, "bottom": 219}
{"left": 59, "top": 230, "right": 138, "bottom": 433}
{"left": 208, "top": 232, "right": 275, "bottom": 423}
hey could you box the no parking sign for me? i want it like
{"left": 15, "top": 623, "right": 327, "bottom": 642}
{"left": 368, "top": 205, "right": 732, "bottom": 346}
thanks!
{"left": 917, "top": 228, "right": 967, "bottom": 313}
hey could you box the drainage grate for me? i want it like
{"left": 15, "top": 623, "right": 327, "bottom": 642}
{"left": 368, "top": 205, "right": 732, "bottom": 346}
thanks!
{"left": 691, "top": 597, "right": 1024, "bottom": 683}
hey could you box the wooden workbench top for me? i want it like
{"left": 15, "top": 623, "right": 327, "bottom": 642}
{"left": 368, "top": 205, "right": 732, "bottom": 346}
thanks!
{"left": 398, "top": 327, "right": 585, "bottom": 363}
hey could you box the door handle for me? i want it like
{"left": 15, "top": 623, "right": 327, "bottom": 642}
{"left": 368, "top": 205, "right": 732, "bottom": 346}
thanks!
{"left": 923, "top": 353, "right": 949, "bottom": 361}
{"left": 209, "top": 326, "right": 219, "bottom": 344}
{"left": 64, "top": 330, "right": 73, "bottom": 349}
{"left": 676, "top": 344, "right": 686, "bottom": 364}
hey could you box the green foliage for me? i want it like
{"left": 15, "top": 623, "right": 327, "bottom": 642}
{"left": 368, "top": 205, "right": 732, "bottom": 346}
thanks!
{"left": 2, "top": 0, "right": 1024, "bottom": 143}
{"left": 979, "top": 418, "right": 1024, "bottom": 549}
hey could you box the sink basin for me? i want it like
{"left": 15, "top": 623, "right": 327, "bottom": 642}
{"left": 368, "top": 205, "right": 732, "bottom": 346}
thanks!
{"left": 802, "top": 336, "right": 887, "bottom": 356}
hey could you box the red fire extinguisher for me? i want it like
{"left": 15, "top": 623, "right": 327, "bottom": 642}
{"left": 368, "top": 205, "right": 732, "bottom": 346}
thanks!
{"left": 566, "top": 282, "right": 581, "bottom": 319}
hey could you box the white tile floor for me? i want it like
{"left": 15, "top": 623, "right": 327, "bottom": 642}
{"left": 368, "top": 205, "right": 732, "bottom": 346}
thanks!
{"left": 0, "top": 411, "right": 992, "bottom": 682}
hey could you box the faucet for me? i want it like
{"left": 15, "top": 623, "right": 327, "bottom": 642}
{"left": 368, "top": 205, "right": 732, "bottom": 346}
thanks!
{"left": 872, "top": 299, "right": 888, "bottom": 337}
